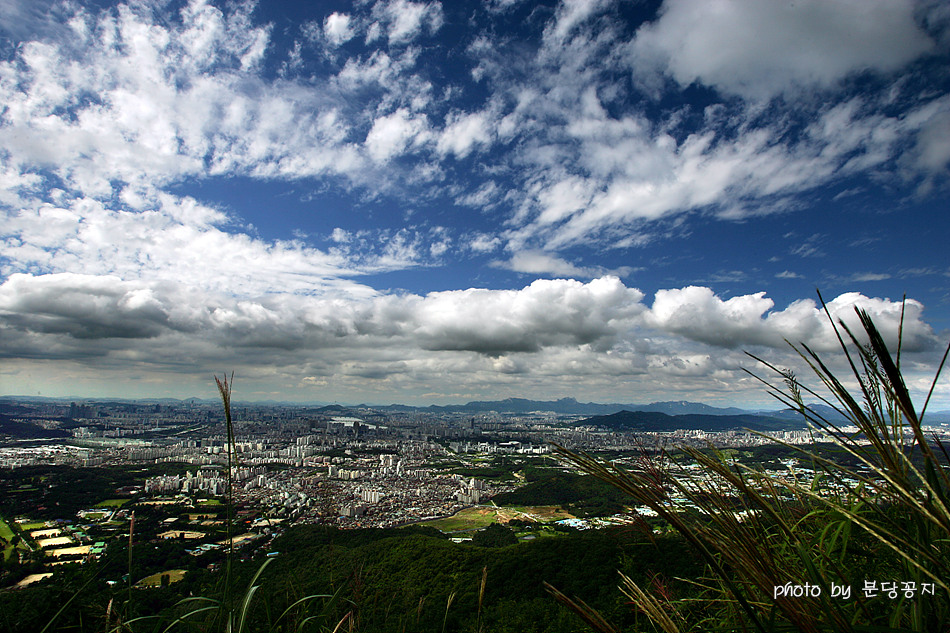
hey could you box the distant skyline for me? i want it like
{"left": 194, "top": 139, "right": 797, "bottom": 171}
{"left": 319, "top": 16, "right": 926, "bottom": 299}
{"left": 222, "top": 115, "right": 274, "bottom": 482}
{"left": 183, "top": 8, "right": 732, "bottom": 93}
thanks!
{"left": 1, "top": 0, "right": 948, "bottom": 408}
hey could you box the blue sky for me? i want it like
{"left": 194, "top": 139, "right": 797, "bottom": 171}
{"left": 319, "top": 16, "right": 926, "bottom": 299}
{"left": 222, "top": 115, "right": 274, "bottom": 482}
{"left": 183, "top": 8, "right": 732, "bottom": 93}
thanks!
{"left": 0, "top": 0, "right": 948, "bottom": 407}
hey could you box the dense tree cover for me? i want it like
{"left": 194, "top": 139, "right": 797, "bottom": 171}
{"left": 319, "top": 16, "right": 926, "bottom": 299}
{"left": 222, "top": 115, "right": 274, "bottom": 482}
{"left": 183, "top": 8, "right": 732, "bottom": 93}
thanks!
{"left": 492, "top": 472, "right": 629, "bottom": 517}
{"left": 470, "top": 523, "right": 517, "bottom": 547}
{"left": 0, "top": 464, "right": 194, "bottom": 520}
{"left": 0, "top": 524, "right": 705, "bottom": 632}
{"left": 256, "top": 524, "right": 703, "bottom": 632}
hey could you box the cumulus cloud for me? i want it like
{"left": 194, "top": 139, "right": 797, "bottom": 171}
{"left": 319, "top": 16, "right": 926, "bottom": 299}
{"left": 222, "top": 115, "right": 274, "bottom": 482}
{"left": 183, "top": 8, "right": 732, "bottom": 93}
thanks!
{"left": 410, "top": 276, "right": 643, "bottom": 354}
{"left": 436, "top": 111, "right": 492, "bottom": 158}
{"left": 630, "top": 0, "right": 934, "bottom": 99}
{"left": 644, "top": 286, "right": 934, "bottom": 352}
{"left": 0, "top": 192, "right": 377, "bottom": 298}
{"left": 0, "top": 1, "right": 946, "bottom": 404}
{"left": 365, "top": 108, "right": 430, "bottom": 162}
{"left": 0, "top": 273, "right": 174, "bottom": 339}
{"left": 0, "top": 274, "right": 645, "bottom": 359}
{"left": 1, "top": 270, "right": 934, "bottom": 366}
{"left": 0, "top": 0, "right": 375, "bottom": 199}
{"left": 0, "top": 266, "right": 942, "bottom": 404}
{"left": 324, "top": 12, "right": 355, "bottom": 46}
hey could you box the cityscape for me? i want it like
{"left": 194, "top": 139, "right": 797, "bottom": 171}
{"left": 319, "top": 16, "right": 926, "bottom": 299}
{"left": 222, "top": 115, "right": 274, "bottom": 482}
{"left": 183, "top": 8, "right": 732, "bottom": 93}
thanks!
{"left": 3, "top": 392, "right": 948, "bottom": 588}
{"left": 1, "top": 0, "right": 948, "bottom": 630}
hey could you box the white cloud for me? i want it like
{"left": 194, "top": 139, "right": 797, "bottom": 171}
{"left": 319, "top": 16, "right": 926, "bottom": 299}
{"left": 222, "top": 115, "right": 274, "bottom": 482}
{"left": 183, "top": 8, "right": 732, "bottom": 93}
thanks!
{"left": 909, "top": 104, "right": 950, "bottom": 177}
{"left": 492, "top": 250, "right": 624, "bottom": 279}
{"left": 436, "top": 111, "right": 492, "bottom": 158}
{"left": 484, "top": 0, "right": 527, "bottom": 13}
{"left": 330, "top": 228, "right": 352, "bottom": 243}
{"left": 468, "top": 233, "right": 502, "bottom": 253}
{"left": 644, "top": 286, "right": 934, "bottom": 352}
{"left": 0, "top": 268, "right": 942, "bottom": 405}
{"left": 510, "top": 85, "right": 950, "bottom": 249}
{"left": 850, "top": 273, "right": 891, "bottom": 282}
{"left": 372, "top": 0, "right": 444, "bottom": 45}
{"left": 0, "top": 0, "right": 380, "bottom": 198}
{"left": 324, "top": 12, "right": 355, "bottom": 47}
{"left": 547, "top": 0, "right": 611, "bottom": 42}
{"left": 455, "top": 181, "right": 501, "bottom": 209}
{"left": 630, "top": 0, "right": 933, "bottom": 99}
{"left": 410, "top": 276, "right": 644, "bottom": 354}
{"left": 2, "top": 0, "right": 943, "bottom": 265}
{"left": 365, "top": 108, "right": 430, "bottom": 162}
{"left": 0, "top": 192, "right": 376, "bottom": 298}
{"left": 0, "top": 1, "right": 946, "bottom": 405}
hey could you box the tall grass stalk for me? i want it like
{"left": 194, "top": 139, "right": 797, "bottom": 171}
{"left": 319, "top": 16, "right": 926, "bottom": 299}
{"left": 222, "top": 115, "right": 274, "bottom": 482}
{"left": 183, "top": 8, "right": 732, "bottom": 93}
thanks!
{"left": 215, "top": 371, "right": 237, "bottom": 624}
{"left": 554, "top": 298, "right": 950, "bottom": 632}
{"left": 476, "top": 565, "right": 487, "bottom": 633}
{"left": 441, "top": 591, "right": 456, "bottom": 633}
{"left": 128, "top": 510, "right": 135, "bottom": 609}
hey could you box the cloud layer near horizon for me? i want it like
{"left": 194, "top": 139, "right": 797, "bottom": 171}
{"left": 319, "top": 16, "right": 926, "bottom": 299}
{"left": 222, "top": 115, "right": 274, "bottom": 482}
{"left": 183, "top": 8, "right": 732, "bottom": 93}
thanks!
{"left": 0, "top": 271, "right": 939, "bottom": 403}
{"left": 0, "top": 0, "right": 948, "bottom": 403}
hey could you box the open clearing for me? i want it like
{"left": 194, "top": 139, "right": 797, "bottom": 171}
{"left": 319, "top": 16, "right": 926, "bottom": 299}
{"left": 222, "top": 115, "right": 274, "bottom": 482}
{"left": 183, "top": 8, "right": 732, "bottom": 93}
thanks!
{"left": 0, "top": 518, "right": 14, "bottom": 542}
{"left": 419, "top": 505, "right": 574, "bottom": 532}
{"left": 18, "top": 522, "right": 47, "bottom": 531}
{"left": 0, "top": 518, "right": 15, "bottom": 561}
{"left": 136, "top": 569, "right": 187, "bottom": 587}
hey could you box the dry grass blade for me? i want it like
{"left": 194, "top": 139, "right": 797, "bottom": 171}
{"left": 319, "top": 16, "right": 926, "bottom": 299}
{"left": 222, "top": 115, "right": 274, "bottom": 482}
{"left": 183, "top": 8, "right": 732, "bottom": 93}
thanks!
{"left": 214, "top": 372, "right": 237, "bottom": 620}
{"left": 552, "top": 293, "right": 950, "bottom": 633}
{"left": 544, "top": 582, "right": 620, "bottom": 633}
{"left": 441, "top": 591, "right": 456, "bottom": 633}
{"left": 618, "top": 573, "right": 682, "bottom": 633}
{"left": 330, "top": 611, "right": 352, "bottom": 633}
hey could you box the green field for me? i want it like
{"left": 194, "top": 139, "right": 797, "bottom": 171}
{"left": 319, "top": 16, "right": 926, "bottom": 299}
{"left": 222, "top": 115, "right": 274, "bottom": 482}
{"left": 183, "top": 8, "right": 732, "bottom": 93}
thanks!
{"left": 0, "top": 518, "right": 14, "bottom": 542}
{"left": 18, "top": 522, "right": 47, "bottom": 531}
{"left": 198, "top": 499, "right": 222, "bottom": 506}
{"left": 419, "top": 507, "right": 499, "bottom": 532}
{"left": 95, "top": 499, "right": 130, "bottom": 507}
{"left": 135, "top": 569, "right": 188, "bottom": 587}
{"left": 0, "top": 517, "right": 20, "bottom": 561}
{"left": 419, "top": 505, "right": 573, "bottom": 532}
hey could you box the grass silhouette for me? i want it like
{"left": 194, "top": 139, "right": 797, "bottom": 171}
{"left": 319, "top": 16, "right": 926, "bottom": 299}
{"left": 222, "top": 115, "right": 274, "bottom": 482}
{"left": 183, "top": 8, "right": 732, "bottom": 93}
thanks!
{"left": 553, "top": 296, "right": 950, "bottom": 632}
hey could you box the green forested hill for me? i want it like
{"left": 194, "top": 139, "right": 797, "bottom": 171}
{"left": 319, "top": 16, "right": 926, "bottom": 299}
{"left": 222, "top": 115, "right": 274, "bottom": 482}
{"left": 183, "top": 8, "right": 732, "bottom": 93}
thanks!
{"left": 1, "top": 521, "right": 703, "bottom": 632}
{"left": 257, "top": 524, "right": 703, "bottom": 632}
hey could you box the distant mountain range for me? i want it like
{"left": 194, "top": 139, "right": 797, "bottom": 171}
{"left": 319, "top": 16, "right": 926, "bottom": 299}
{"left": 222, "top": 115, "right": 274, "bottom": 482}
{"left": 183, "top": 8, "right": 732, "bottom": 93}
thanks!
{"left": 3, "top": 394, "right": 948, "bottom": 424}
{"left": 575, "top": 410, "right": 807, "bottom": 433}
{"left": 371, "top": 397, "right": 753, "bottom": 416}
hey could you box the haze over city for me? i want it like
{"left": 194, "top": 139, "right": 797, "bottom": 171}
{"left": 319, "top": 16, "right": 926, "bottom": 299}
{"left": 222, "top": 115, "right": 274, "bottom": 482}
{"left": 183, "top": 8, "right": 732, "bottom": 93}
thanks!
{"left": 1, "top": 0, "right": 948, "bottom": 407}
